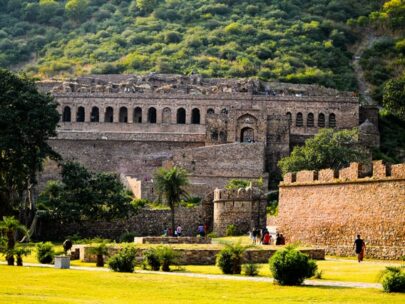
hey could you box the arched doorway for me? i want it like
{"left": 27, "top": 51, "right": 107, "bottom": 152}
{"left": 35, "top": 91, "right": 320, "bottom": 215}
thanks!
{"left": 91, "top": 107, "right": 99, "bottom": 122}
{"left": 62, "top": 106, "right": 71, "bottom": 122}
{"left": 177, "top": 108, "right": 186, "bottom": 124}
{"left": 148, "top": 107, "right": 157, "bottom": 123}
{"left": 76, "top": 106, "right": 85, "bottom": 122}
{"left": 241, "top": 127, "right": 254, "bottom": 143}
{"left": 105, "top": 107, "right": 114, "bottom": 123}
{"left": 119, "top": 107, "right": 128, "bottom": 123}
{"left": 191, "top": 108, "right": 200, "bottom": 124}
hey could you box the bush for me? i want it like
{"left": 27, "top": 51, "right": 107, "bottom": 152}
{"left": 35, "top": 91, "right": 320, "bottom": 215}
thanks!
{"left": 108, "top": 246, "right": 137, "bottom": 272}
{"left": 225, "top": 224, "right": 237, "bottom": 236}
{"left": 207, "top": 232, "right": 217, "bottom": 239}
{"left": 216, "top": 242, "right": 250, "bottom": 275}
{"left": 156, "top": 246, "right": 178, "bottom": 272}
{"left": 269, "top": 245, "right": 317, "bottom": 285}
{"left": 89, "top": 241, "right": 109, "bottom": 267}
{"left": 36, "top": 242, "right": 55, "bottom": 264}
{"left": 243, "top": 262, "right": 259, "bottom": 276}
{"left": 119, "top": 232, "right": 136, "bottom": 243}
{"left": 143, "top": 248, "right": 161, "bottom": 271}
{"left": 380, "top": 267, "right": 405, "bottom": 293}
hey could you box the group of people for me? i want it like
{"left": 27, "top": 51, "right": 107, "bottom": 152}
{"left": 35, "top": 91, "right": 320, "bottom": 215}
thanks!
{"left": 250, "top": 228, "right": 286, "bottom": 245}
{"left": 163, "top": 224, "right": 208, "bottom": 237}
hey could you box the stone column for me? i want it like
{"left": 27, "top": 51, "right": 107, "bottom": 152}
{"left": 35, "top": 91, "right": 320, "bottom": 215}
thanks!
{"left": 71, "top": 105, "right": 77, "bottom": 122}
{"left": 85, "top": 106, "right": 91, "bottom": 122}
{"left": 186, "top": 106, "right": 192, "bottom": 124}
{"left": 113, "top": 106, "right": 119, "bottom": 123}
{"left": 99, "top": 107, "right": 105, "bottom": 123}
{"left": 200, "top": 108, "right": 206, "bottom": 125}
{"left": 128, "top": 108, "right": 133, "bottom": 123}
{"left": 156, "top": 107, "right": 162, "bottom": 124}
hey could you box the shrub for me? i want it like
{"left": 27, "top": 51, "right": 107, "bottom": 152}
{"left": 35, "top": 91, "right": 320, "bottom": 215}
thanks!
{"left": 225, "top": 224, "right": 237, "bottom": 236}
{"left": 89, "top": 241, "right": 109, "bottom": 267}
{"left": 207, "top": 232, "right": 217, "bottom": 239}
{"left": 269, "top": 245, "right": 317, "bottom": 285}
{"left": 380, "top": 267, "right": 405, "bottom": 293}
{"left": 143, "top": 248, "right": 161, "bottom": 271}
{"left": 14, "top": 247, "right": 31, "bottom": 266}
{"left": 216, "top": 242, "right": 250, "bottom": 275}
{"left": 119, "top": 232, "right": 136, "bottom": 243}
{"left": 108, "top": 245, "right": 137, "bottom": 272}
{"left": 243, "top": 262, "right": 259, "bottom": 276}
{"left": 156, "top": 246, "right": 178, "bottom": 272}
{"left": 36, "top": 242, "right": 55, "bottom": 264}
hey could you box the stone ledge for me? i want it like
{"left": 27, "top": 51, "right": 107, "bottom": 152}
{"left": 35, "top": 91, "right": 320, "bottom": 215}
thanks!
{"left": 134, "top": 237, "right": 211, "bottom": 244}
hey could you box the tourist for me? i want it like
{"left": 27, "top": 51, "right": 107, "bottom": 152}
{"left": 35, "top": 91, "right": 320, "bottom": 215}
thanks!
{"left": 168, "top": 227, "right": 173, "bottom": 237}
{"left": 280, "top": 234, "right": 286, "bottom": 245}
{"left": 262, "top": 231, "right": 271, "bottom": 245}
{"left": 275, "top": 233, "right": 281, "bottom": 245}
{"left": 197, "top": 224, "right": 205, "bottom": 237}
{"left": 176, "top": 225, "right": 182, "bottom": 237}
{"left": 256, "top": 228, "right": 262, "bottom": 245}
{"left": 251, "top": 228, "right": 258, "bottom": 244}
{"left": 261, "top": 227, "right": 268, "bottom": 243}
{"left": 163, "top": 228, "right": 168, "bottom": 237}
{"left": 353, "top": 234, "right": 366, "bottom": 262}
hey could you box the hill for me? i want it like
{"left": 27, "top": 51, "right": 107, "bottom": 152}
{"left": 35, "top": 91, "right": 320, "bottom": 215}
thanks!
{"left": 0, "top": 0, "right": 382, "bottom": 90}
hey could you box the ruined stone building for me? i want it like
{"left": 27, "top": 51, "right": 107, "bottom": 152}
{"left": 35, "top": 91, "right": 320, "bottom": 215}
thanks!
{"left": 38, "top": 74, "right": 378, "bottom": 199}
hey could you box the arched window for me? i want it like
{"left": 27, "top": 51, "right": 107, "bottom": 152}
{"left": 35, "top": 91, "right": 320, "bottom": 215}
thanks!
{"left": 296, "top": 113, "right": 303, "bottom": 127}
{"left": 307, "top": 113, "right": 314, "bottom": 127}
{"left": 119, "top": 107, "right": 128, "bottom": 123}
{"left": 191, "top": 108, "right": 200, "bottom": 124}
{"left": 90, "top": 107, "right": 99, "bottom": 122}
{"left": 62, "top": 106, "right": 71, "bottom": 122}
{"left": 177, "top": 108, "right": 186, "bottom": 124}
{"left": 105, "top": 107, "right": 114, "bottom": 123}
{"left": 133, "top": 107, "right": 142, "bottom": 123}
{"left": 219, "top": 131, "right": 227, "bottom": 142}
{"left": 318, "top": 113, "right": 325, "bottom": 128}
{"left": 211, "top": 129, "right": 218, "bottom": 141}
{"left": 286, "top": 112, "right": 292, "bottom": 126}
{"left": 207, "top": 108, "right": 215, "bottom": 115}
{"left": 241, "top": 127, "right": 254, "bottom": 143}
{"left": 148, "top": 107, "right": 157, "bottom": 123}
{"left": 221, "top": 108, "right": 228, "bottom": 115}
{"left": 329, "top": 113, "right": 336, "bottom": 128}
{"left": 162, "top": 107, "right": 171, "bottom": 124}
{"left": 76, "top": 107, "right": 85, "bottom": 122}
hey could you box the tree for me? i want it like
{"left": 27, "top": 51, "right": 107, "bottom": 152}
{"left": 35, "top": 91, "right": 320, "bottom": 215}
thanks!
{"left": 37, "top": 162, "right": 133, "bottom": 222}
{"left": 0, "top": 216, "right": 28, "bottom": 265}
{"left": 278, "top": 128, "right": 367, "bottom": 175}
{"left": 135, "top": 0, "right": 159, "bottom": 15}
{"left": 383, "top": 77, "right": 405, "bottom": 121}
{"left": 0, "top": 69, "right": 60, "bottom": 220}
{"left": 154, "top": 167, "right": 188, "bottom": 236}
{"left": 65, "top": 0, "right": 89, "bottom": 23}
{"left": 216, "top": 242, "right": 252, "bottom": 274}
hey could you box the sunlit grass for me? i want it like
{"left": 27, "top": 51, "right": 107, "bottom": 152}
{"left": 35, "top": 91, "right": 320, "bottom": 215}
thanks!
{"left": 1, "top": 266, "right": 404, "bottom": 304}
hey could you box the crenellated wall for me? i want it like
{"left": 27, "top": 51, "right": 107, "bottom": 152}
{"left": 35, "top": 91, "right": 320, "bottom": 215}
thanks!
{"left": 277, "top": 161, "right": 405, "bottom": 259}
{"left": 213, "top": 186, "right": 267, "bottom": 236}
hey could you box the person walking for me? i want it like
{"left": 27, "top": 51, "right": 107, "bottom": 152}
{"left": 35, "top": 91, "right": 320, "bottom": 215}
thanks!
{"left": 176, "top": 225, "right": 182, "bottom": 237}
{"left": 353, "top": 234, "right": 366, "bottom": 262}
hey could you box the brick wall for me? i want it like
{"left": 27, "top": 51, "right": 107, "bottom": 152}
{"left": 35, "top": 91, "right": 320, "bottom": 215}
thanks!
{"left": 276, "top": 161, "right": 405, "bottom": 259}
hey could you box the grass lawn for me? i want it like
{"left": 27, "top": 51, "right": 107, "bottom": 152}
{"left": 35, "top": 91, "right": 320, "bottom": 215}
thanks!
{"left": 1, "top": 266, "right": 404, "bottom": 304}
{"left": 182, "top": 259, "right": 403, "bottom": 283}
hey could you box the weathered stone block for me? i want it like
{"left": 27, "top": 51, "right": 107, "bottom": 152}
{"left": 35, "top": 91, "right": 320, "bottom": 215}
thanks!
{"left": 372, "top": 160, "right": 387, "bottom": 179}
{"left": 391, "top": 164, "right": 405, "bottom": 178}
{"left": 296, "top": 170, "right": 317, "bottom": 183}
{"left": 339, "top": 162, "right": 360, "bottom": 180}
{"left": 318, "top": 169, "right": 336, "bottom": 182}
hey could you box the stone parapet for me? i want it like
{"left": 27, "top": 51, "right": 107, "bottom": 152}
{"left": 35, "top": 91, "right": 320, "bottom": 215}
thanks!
{"left": 134, "top": 237, "right": 211, "bottom": 244}
{"left": 282, "top": 161, "right": 405, "bottom": 186}
{"left": 73, "top": 245, "right": 325, "bottom": 264}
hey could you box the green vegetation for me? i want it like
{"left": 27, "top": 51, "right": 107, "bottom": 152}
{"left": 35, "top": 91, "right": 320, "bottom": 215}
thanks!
{"left": 2, "top": 266, "right": 405, "bottom": 304}
{"left": 225, "top": 179, "right": 250, "bottom": 190}
{"left": 155, "top": 245, "right": 178, "bottom": 272}
{"left": 36, "top": 241, "right": 55, "bottom": 264}
{"left": 243, "top": 262, "right": 260, "bottom": 277}
{"left": 38, "top": 161, "right": 133, "bottom": 223}
{"left": 278, "top": 128, "right": 367, "bottom": 174}
{"left": 108, "top": 245, "right": 137, "bottom": 273}
{"left": 0, "top": 0, "right": 384, "bottom": 91}
{"left": 89, "top": 241, "right": 110, "bottom": 267}
{"left": 225, "top": 224, "right": 238, "bottom": 236}
{"left": 380, "top": 266, "right": 405, "bottom": 293}
{"left": 154, "top": 166, "right": 189, "bottom": 237}
{"left": 0, "top": 216, "right": 28, "bottom": 265}
{"left": 0, "top": 69, "right": 59, "bottom": 218}
{"left": 143, "top": 247, "right": 161, "bottom": 271}
{"left": 216, "top": 242, "right": 251, "bottom": 274}
{"left": 269, "top": 245, "right": 317, "bottom": 286}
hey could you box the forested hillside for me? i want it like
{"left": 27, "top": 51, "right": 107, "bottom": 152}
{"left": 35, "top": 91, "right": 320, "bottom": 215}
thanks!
{"left": 0, "top": 0, "right": 383, "bottom": 90}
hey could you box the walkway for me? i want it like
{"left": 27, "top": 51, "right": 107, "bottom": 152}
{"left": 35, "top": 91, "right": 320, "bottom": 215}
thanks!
{"left": 1, "top": 262, "right": 382, "bottom": 289}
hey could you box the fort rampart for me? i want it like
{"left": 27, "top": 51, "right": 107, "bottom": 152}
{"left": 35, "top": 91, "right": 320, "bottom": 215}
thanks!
{"left": 277, "top": 161, "right": 405, "bottom": 259}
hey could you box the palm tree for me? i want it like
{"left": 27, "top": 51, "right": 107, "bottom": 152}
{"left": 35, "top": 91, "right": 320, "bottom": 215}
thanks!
{"left": 0, "top": 216, "right": 28, "bottom": 265}
{"left": 154, "top": 167, "right": 188, "bottom": 236}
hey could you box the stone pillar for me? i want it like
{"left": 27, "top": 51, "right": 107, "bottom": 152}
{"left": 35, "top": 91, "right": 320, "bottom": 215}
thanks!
{"left": 99, "top": 107, "right": 105, "bottom": 123}
{"left": 113, "top": 106, "right": 119, "bottom": 123}
{"left": 186, "top": 106, "right": 192, "bottom": 124}
{"left": 156, "top": 107, "right": 162, "bottom": 124}
{"left": 200, "top": 109, "right": 206, "bottom": 125}
{"left": 85, "top": 106, "right": 91, "bottom": 122}
{"left": 128, "top": 107, "right": 133, "bottom": 123}
{"left": 71, "top": 105, "right": 77, "bottom": 122}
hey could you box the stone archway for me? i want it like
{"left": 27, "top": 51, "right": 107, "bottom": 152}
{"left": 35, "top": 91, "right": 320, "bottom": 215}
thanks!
{"left": 241, "top": 127, "right": 255, "bottom": 143}
{"left": 236, "top": 114, "right": 258, "bottom": 143}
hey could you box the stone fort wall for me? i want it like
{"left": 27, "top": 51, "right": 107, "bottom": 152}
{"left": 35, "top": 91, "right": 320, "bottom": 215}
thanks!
{"left": 276, "top": 161, "right": 405, "bottom": 259}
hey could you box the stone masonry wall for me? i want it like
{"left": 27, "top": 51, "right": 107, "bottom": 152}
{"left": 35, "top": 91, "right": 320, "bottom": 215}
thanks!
{"left": 39, "top": 205, "right": 209, "bottom": 241}
{"left": 277, "top": 161, "right": 405, "bottom": 259}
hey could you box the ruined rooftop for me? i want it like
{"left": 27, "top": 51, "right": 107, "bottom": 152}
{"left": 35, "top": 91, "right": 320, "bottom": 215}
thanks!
{"left": 38, "top": 73, "right": 355, "bottom": 97}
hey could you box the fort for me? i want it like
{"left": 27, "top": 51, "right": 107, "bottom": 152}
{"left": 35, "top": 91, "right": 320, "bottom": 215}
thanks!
{"left": 38, "top": 73, "right": 379, "bottom": 197}
{"left": 276, "top": 161, "right": 405, "bottom": 260}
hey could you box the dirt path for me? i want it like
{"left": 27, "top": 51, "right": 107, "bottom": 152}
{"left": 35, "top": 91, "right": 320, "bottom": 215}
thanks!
{"left": 1, "top": 262, "right": 382, "bottom": 289}
{"left": 351, "top": 33, "right": 379, "bottom": 105}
